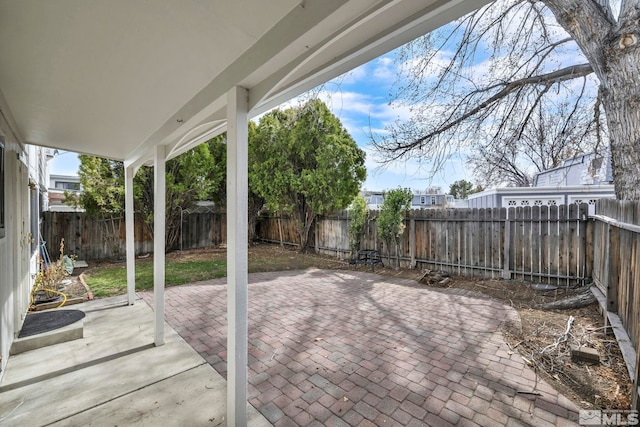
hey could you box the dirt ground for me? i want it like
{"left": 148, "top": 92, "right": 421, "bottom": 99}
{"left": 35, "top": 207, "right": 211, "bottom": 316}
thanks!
{"left": 76, "top": 243, "right": 632, "bottom": 410}
{"left": 424, "top": 278, "right": 631, "bottom": 410}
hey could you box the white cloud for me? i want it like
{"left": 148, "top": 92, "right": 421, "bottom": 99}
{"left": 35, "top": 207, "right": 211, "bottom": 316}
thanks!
{"left": 334, "top": 63, "right": 369, "bottom": 85}
{"left": 371, "top": 56, "right": 397, "bottom": 83}
{"left": 360, "top": 145, "right": 472, "bottom": 192}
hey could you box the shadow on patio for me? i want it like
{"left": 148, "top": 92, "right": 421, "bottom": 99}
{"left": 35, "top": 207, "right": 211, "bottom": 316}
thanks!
{"left": 145, "top": 269, "right": 581, "bottom": 427}
{"left": 0, "top": 296, "right": 269, "bottom": 427}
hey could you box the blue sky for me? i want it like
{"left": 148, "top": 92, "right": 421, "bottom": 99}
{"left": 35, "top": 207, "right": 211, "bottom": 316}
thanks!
{"left": 312, "top": 53, "right": 471, "bottom": 192}
{"left": 49, "top": 51, "right": 472, "bottom": 192}
{"left": 46, "top": 0, "right": 600, "bottom": 193}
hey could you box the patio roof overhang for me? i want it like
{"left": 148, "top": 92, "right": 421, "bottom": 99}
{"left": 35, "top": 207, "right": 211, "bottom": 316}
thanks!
{"left": 0, "top": 0, "right": 487, "bottom": 167}
{"left": 0, "top": 1, "right": 489, "bottom": 425}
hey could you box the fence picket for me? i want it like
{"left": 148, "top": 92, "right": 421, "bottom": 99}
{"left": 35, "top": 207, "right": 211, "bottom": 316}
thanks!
{"left": 42, "top": 206, "right": 590, "bottom": 286}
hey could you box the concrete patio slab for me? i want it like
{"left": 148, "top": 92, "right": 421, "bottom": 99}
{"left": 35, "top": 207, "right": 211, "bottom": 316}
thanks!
{"left": 0, "top": 296, "right": 269, "bottom": 427}
{"left": 143, "top": 269, "right": 581, "bottom": 427}
{"left": 49, "top": 364, "right": 268, "bottom": 427}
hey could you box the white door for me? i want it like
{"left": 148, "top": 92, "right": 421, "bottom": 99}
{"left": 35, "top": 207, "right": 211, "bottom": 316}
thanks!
{"left": 14, "top": 159, "right": 30, "bottom": 335}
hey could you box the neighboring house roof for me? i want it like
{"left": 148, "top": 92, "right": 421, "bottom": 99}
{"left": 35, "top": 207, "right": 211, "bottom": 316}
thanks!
{"left": 533, "top": 152, "right": 613, "bottom": 187}
{"left": 49, "top": 174, "right": 81, "bottom": 187}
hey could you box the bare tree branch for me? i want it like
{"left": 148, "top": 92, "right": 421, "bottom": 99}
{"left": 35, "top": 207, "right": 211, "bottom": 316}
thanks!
{"left": 374, "top": 63, "right": 593, "bottom": 158}
{"left": 543, "top": 0, "right": 615, "bottom": 78}
{"left": 369, "top": 0, "right": 640, "bottom": 198}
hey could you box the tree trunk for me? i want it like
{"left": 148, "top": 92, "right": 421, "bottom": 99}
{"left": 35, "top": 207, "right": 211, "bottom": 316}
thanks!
{"left": 294, "top": 209, "right": 317, "bottom": 253}
{"left": 544, "top": 0, "right": 640, "bottom": 199}
{"left": 247, "top": 194, "right": 264, "bottom": 244}
{"left": 538, "top": 290, "right": 596, "bottom": 310}
{"left": 394, "top": 240, "right": 400, "bottom": 271}
{"left": 299, "top": 215, "right": 315, "bottom": 253}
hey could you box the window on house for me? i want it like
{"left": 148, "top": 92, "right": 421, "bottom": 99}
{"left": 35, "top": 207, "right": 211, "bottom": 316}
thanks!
{"left": 55, "top": 181, "right": 80, "bottom": 190}
{"left": 430, "top": 196, "right": 436, "bottom": 205}
{"left": 420, "top": 196, "right": 426, "bottom": 205}
{"left": 0, "top": 138, "right": 4, "bottom": 239}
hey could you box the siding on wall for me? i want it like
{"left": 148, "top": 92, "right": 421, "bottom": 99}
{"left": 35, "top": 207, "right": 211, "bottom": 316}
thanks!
{"left": 0, "top": 111, "right": 32, "bottom": 380}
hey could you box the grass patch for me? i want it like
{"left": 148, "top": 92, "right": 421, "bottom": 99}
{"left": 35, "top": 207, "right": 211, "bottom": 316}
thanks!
{"left": 85, "top": 259, "right": 226, "bottom": 298}
{"left": 83, "top": 244, "right": 348, "bottom": 298}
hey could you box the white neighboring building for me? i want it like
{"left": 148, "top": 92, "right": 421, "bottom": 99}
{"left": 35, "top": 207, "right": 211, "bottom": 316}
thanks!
{"left": 48, "top": 174, "right": 83, "bottom": 212}
{"left": 363, "top": 191, "right": 454, "bottom": 210}
{"left": 466, "top": 152, "right": 615, "bottom": 213}
{"left": 466, "top": 185, "right": 614, "bottom": 213}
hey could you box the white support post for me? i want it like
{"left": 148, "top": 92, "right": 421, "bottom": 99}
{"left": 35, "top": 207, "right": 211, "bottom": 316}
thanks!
{"left": 125, "top": 166, "right": 136, "bottom": 306}
{"left": 226, "top": 85, "right": 249, "bottom": 427}
{"left": 154, "top": 145, "right": 166, "bottom": 347}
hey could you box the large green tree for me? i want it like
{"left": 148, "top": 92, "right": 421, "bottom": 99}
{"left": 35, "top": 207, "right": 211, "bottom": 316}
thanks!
{"left": 201, "top": 128, "right": 266, "bottom": 242}
{"left": 448, "top": 180, "right": 482, "bottom": 200}
{"left": 68, "top": 156, "right": 126, "bottom": 257}
{"left": 250, "top": 99, "right": 366, "bottom": 252}
{"left": 68, "top": 142, "right": 226, "bottom": 253}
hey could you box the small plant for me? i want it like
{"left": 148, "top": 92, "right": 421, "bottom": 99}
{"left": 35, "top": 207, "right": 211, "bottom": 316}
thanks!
{"left": 378, "top": 188, "right": 412, "bottom": 270}
{"left": 348, "top": 195, "right": 368, "bottom": 258}
{"left": 31, "top": 239, "right": 70, "bottom": 307}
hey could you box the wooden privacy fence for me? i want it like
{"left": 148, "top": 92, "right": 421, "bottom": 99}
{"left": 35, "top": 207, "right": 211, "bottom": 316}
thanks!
{"left": 177, "top": 209, "right": 226, "bottom": 252}
{"left": 41, "top": 212, "right": 150, "bottom": 261}
{"left": 44, "top": 201, "right": 640, "bottom": 405}
{"left": 44, "top": 206, "right": 590, "bottom": 285}
{"left": 590, "top": 199, "right": 640, "bottom": 409}
{"left": 41, "top": 211, "right": 226, "bottom": 260}
{"left": 258, "top": 204, "right": 591, "bottom": 286}
{"left": 592, "top": 199, "right": 640, "bottom": 344}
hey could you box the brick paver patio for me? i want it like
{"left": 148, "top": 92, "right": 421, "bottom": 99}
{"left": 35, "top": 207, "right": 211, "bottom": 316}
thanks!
{"left": 141, "top": 269, "right": 580, "bottom": 426}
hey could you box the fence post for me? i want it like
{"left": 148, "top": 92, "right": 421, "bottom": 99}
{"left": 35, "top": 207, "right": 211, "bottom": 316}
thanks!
{"left": 607, "top": 223, "right": 620, "bottom": 313}
{"left": 277, "top": 214, "right": 284, "bottom": 248}
{"left": 502, "top": 208, "right": 511, "bottom": 279}
{"left": 633, "top": 334, "right": 640, "bottom": 411}
{"left": 409, "top": 218, "right": 416, "bottom": 269}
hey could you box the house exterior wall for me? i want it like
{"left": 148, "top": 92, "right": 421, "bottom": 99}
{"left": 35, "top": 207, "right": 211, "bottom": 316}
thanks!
{"left": 364, "top": 192, "right": 453, "bottom": 210}
{"left": 466, "top": 185, "right": 615, "bottom": 214}
{"left": 47, "top": 174, "right": 82, "bottom": 212}
{"left": 0, "top": 110, "right": 36, "bottom": 380}
{"left": 466, "top": 193, "right": 499, "bottom": 209}
{"left": 411, "top": 194, "right": 452, "bottom": 208}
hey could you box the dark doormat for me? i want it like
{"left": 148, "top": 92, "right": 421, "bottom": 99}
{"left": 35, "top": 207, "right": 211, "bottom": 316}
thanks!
{"left": 19, "top": 310, "right": 86, "bottom": 338}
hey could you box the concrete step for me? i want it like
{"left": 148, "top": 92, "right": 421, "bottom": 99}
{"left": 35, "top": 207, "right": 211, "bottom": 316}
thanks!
{"left": 10, "top": 318, "right": 83, "bottom": 355}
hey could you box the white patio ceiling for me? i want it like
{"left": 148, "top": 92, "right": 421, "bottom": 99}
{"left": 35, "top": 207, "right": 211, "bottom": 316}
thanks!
{"left": 1, "top": 1, "right": 491, "bottom": 424}
{"left": 0, "top": 0, "right": 488, "bottom": 166}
